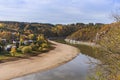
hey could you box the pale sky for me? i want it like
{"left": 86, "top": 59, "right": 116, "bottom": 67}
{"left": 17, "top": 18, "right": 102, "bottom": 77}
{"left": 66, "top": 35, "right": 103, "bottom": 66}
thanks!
{"left": 0, "top": 0, "right": 119, "bottom": 24}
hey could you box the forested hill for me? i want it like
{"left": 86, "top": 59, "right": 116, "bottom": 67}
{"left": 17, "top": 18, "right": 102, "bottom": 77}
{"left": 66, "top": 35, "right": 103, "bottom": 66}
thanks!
{"left": 0, "top": 21, "right": 104, "bottom": 38}
{"left": 0, "top": 21, "right": 54, "bottom": 32}
{"left": 67, "top": 23, "right": 104, "bottom": 42}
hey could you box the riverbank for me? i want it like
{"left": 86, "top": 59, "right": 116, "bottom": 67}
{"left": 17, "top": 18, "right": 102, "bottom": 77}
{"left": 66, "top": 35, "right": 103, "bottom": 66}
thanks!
{"left": 53, "top": 39, "right": 99, "bottom": 58}
{"left": 0, "top": 41, "right": 79, "bottom": 80}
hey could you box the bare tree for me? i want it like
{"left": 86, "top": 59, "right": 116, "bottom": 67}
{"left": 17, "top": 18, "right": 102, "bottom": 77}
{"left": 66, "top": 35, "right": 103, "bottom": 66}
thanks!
{"left": 112, "top": 13, "right": 120, "bottom": 22}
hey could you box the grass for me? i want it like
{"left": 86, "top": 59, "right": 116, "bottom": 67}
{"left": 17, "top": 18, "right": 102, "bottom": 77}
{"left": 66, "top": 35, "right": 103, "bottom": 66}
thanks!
{"left": 0, "top": 55, "right": 10, "bottom": 60}
{"left": 0, "top": 51, "right": 25, "bottom": 62}
{"left": 73, "top": 44, "right": 98, "bottom": 57}
{"left": 52, "top": 39, "right": 67, "bottom": 44}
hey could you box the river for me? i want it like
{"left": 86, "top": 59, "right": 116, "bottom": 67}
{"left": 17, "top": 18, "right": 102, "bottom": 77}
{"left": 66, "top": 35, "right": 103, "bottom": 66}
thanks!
{"left": 12, "top": 54, "right": 97, "bottom": 80}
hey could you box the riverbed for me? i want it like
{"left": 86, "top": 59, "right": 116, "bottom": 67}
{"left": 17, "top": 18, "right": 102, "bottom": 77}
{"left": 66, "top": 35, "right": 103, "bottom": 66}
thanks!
{"left": 12, "top": 54, "right": 97, "bottom": 80}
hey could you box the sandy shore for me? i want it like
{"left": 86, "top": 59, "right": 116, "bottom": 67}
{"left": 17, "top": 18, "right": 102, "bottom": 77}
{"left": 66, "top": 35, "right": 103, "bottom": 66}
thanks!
{"left": 0, "top": 41, "right": 79, "bottom": 80}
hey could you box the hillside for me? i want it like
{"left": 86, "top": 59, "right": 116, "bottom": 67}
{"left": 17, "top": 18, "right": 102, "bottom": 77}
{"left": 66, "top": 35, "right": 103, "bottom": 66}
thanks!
{"left": 0, "top": 21, "right": 54, "bottom": 33}
{"left": 67, "top": 24, "right": 103, "bottom": 42}
{"left": 0, "top": 21, "right": 105, "bottom": 40}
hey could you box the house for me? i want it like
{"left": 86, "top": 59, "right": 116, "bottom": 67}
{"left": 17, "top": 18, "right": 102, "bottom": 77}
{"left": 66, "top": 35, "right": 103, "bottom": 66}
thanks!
{"left": 12, "top": 40, "right": 19, "bottom": 48}
{"left": 23, "top": 40, "right": 33, "bottom": 45}
{"left": 5, "top": 45, "right": 17, "bottom": 52}
{"left": 13, "top": 40, "right": 17, "bottom": 44}
{"left": 23, "top": 40, "right": 29, "bottom": 45}
{"left": 5, "top": 45, "right": 12, "bottom": 51}
{"left": 28, "top": 40, "right": 33, "bottom": 43}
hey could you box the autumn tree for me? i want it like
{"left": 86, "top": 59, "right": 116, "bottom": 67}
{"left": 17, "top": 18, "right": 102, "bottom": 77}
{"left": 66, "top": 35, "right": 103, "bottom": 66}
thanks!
{"left": 37, "top": 34, "right": 45, "bottom": 41}
{"left": 10, "top": 47, "right": 17, "bottom": 56}
{"left": 19, "top": 35, "right": 25, "bottom": 46}
{"left": 67, "top": 26, "right": 101, "bottom": 41}
{"left": 28, "top": 34, "right": 34, "bottom": 40}
{"left": 0, "top": 23, "right": 4, "bottom": 28}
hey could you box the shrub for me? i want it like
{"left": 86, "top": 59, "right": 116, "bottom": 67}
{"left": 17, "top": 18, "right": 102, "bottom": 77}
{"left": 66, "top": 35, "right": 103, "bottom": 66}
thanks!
{"left": 42, "top": 48, "right": 48, "bottom": 51}
{"left": 38, "top": 47, "right": 48, "bottom": 52}
{"left": 41, "top": 43, "right": 48, "bottom": 48}
{"left": 17, "top": 46, "right": 24, "bottom": 52}
{"left": 21, "top": 46, "right": 32, "bottom": 53}
{"left": 30, "top": 43, "right": 38, "bottom": 51}
{"left": 10, "top": 46, "right": 17, "bottom": 56}
{"left": 38, "top": 47, "right": 42, "bottom": 51}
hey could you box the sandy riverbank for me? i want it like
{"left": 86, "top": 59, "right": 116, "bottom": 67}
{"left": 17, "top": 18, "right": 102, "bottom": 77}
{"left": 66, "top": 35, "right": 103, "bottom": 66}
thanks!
{"left": 0, "top": 41, "right": 79, "bottom": 80}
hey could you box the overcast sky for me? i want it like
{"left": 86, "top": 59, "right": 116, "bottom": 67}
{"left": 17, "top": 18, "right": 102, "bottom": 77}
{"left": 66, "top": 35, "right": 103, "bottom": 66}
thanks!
{"left": 0, "top": 0, "right": 119, "bottom": 24}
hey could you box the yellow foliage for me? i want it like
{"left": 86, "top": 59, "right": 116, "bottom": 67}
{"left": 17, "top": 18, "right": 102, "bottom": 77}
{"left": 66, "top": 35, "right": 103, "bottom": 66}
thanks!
{"left": 117, "top": 75, "right": 120, "bottom": 80}
{"left": 16, "top": 32, "right": 20, "bottom": 37}
{"left": 0, "top": 23, "right": 4, "bottom": 28}
{"left": 37, "top": 34, "right": 44, "bottom": 41}
{"left": 10, "top": 47, "right": 16, "bottom": 56}
{"left": 20, "top": 38, "right": 24, "bottom": 43}
{"left": 20, "top": 35, "right": 25, "bottom": 44}
{"left": 21, "top": 46, "right": 32, "bottom": 53}
{"left": 38, "top": 47, "right": 48, "bottom": 52}
{"left": 52, "top": 25, "right": 63, "bottom": 33}
{"left": 38, "top": 47, "right": 42, "bottom": 51}
{"left": 57, "top": 25, "right": 63, "bottom": 30}
{"left": 41, "top": 43, "right": 48, "bottom": 48}
{"left": 28, "top": 34, "right": 34, "bottom": 40}
{"left": 96, "top": 22, "right": 120, "bottom": 80}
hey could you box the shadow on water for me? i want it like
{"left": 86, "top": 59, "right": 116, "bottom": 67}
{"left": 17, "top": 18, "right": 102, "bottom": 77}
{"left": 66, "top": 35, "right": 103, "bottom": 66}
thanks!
{"left": 12, "top": 54, "right": 98, "bottom": 80}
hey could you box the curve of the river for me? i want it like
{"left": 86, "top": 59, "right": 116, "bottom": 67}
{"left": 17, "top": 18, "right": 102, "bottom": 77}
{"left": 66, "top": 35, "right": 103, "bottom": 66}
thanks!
{"left": 12, "top": 54, "right": 98, "bottom": 80}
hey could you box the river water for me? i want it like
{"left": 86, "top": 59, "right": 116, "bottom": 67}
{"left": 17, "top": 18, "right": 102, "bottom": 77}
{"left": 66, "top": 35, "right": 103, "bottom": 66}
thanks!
{"left": 12, "top": 54, "right": 97, "bottom": 80}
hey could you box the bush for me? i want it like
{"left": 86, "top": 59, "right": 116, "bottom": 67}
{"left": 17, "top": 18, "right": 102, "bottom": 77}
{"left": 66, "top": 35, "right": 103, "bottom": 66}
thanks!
{"left": 38, "top": 47, "right": 42, "bottom": 51}
{"left": 42, "top": 48, "right": 48, "bottom": 51}
{"left": 10, "top": 47, "right": 17, "bottom": 56}
{"left": 41, "top": 43, "right": 48, "bottom": 48}
{"left": 30, "top": 43, "right": 38, "bottom": 51}
{"left": 38, "top": 47, "right": 48, "bottom": 52}
{"left": 21, "top": 46, "right": 32, "bottom": 53}
{"left": 17, "top": 46, "right": 24, "bottom": 52}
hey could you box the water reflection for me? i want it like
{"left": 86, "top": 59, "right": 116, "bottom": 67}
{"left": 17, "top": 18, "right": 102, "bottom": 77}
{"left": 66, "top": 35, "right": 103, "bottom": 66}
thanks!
{"left": 12, "top": 54, "right": 97, "bottom": 80}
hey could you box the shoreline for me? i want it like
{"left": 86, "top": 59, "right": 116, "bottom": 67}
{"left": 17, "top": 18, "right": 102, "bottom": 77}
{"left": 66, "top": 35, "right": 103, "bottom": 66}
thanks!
{"left": 65, "top": 39, "right": 99, "bottom": 47}
{"left": 0, "top": 40, "right": 79, "bottom": 80}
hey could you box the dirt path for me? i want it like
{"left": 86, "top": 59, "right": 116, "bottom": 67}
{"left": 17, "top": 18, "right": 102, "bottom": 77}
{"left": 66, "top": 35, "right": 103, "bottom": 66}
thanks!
{"left": 0, "top": 41, "right": 79, "bottom": 80}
